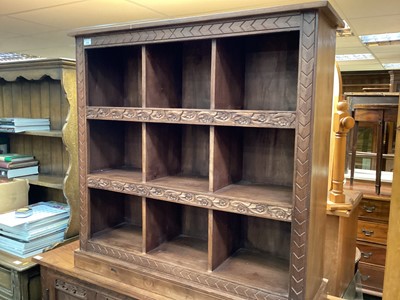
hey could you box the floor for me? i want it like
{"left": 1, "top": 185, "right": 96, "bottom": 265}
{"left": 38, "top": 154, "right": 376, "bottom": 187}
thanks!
{"left": 363, "top": 295, "right": 381, "bottom": 300}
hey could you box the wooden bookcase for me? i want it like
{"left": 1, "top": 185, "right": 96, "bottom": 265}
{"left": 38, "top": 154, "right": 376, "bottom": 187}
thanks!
{"left": 0, "top": 59, "right": 78, "bottom": 299}
{"left": 72, "top": 3, "right": 341, "bottom": 299}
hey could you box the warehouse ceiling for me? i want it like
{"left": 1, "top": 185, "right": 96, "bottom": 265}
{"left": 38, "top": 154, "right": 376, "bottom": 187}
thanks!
{"left": 0, "top": 0, "right": 399, "bottom": 71}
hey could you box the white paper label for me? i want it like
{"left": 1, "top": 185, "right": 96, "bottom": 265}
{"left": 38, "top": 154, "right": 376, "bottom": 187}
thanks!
{"left": 83, "top": 38, "right": 92, "bottom": 46}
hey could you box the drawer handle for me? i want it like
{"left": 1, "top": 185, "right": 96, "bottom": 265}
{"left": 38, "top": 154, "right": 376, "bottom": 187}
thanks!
{"left": 361, "top": 274, "right": 371, "bottom": 281}
{"left": 363, "top": 205, "right": 376, "bottom": 213}
{"left": 362, "top": 228, "right": 374, "bottom": 236}
{"left": 361, "top": 251, "right": 373, "bottom": 259}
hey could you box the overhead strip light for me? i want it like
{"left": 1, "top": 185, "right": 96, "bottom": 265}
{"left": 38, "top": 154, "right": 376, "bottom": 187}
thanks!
{"left": 383, "top": 63, "right": 400, "bottom": 70}
{"left": 360, "top": 32, "right": 400, "bottom": 46}
{"left": 335, "top": 53, "right": 374, "bottom": 61}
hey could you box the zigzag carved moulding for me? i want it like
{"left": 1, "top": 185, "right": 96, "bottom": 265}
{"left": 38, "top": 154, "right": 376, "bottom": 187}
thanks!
{"left": 87, "top": 242, "right": 287, "bottom": 300}
{"left": 87, "top": 176, "right": 292, "bottom": 221}
{"left": 289, "top": 12, "right": 316, "bottom": 299}
{"left": 84, "top": 15, "right": 301, "bottom": 47}
{"left": 86, "top": 107, "right": 296, "bottom": 128}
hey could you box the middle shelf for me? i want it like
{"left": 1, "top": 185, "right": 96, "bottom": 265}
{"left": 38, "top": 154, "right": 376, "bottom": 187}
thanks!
{"left": 86, "top": 119, "right": 295, "bottom": 220}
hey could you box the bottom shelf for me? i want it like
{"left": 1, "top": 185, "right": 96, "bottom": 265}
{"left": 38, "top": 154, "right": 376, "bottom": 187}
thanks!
{"left": 90, "top": 223, "right": 142, "bottom": 253}
{"left": 214, "top": 248, "right": 289, "bottom": 297}
{"left": 148, "top": 235, "right": 208, "bottom": 271}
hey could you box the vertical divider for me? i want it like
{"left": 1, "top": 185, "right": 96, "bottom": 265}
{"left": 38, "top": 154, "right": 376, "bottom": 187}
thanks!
{"left": 141, "top": 45, "right": 147, "bottom": 108}
{"left": 208, "top": 209, "right": 241, "bottom": 271}
{"left": 210, "top": 40, "right": 216, "bottom": 110}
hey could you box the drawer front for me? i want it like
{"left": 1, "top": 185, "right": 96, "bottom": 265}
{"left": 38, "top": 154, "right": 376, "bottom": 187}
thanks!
{"left": 359, "top": 199, "right": 390, "bottom": 222}
{"left": 0, "top": 267, "right": 13, "bottom": 295}
{"left": 357, "top": 242, "right": 386, "bottom": 266}
{"left": 354, "top": 109, "right": 383, "bottom": 122}
{"left": 359, "top": 262, "right": 385, "bottom": 294}
{"left": 357, "top": 220, "right": 388, "bottom": 245}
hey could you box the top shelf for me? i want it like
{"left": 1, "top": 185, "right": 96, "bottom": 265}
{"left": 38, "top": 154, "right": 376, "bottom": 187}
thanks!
{"left": 87, "top": 31, "right": 299, "bottom": 112}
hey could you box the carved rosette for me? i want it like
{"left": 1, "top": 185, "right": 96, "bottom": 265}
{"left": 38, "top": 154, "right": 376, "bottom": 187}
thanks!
{"left": 87, "top": 176, "right": 292, "bottom": 221}
{"left": 86, "top": 107, "right": 296, "bottom": 128}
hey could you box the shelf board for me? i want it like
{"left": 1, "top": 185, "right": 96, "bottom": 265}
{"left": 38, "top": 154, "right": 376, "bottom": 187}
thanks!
{"left": 149, "top": 175, "right": 209, "bottom": 193}
{"left": 91, "top": 223, "right": 142, "bottom": 253}
{"left": 148, "top": 235, "right": 208, "bottom": 271}
{"left": 88, "top": 171, "right": 292, "bottom": 221}
{"left": 214, "top": 248, "right": 289, "bottom": 297}
{"left": 90, "top": 168, "right": 142, "bottom": 183}
{"left": 8, "top": 130, "right": 63, "bottom": 138}
{"left": 215, "top": 182, "right": 292, "bottom": 208}
{"left": 22, "top": 174, "right": 64, "bottom": 189}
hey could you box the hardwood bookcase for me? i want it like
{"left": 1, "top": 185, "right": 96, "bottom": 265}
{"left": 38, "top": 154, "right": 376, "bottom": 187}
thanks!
{"left": 72, "top": 3, "right": 342, "bottom": 299}
{"left": 0, "top": 59, "right": 78, "bottom": 299}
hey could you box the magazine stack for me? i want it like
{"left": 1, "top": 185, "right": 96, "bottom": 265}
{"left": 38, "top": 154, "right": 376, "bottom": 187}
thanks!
{"left": 0, "top": 153, "right": 39, "bottom": 178}
{"left": 0, "top": 201, "right": 70, "bottom": 258}
{"left": 0, "top": 118, "right": 50, "bottom": 133}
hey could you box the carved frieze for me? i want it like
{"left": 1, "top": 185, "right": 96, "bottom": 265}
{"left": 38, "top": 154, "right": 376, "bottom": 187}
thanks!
{"left": 86, "top": 107, "right": 296, "bottom": 128}
{"left": 87, "top": 175, "right": 292, "bottom": 221}
{"left": 84, "top": 14, "right": 301, "bottom": 47}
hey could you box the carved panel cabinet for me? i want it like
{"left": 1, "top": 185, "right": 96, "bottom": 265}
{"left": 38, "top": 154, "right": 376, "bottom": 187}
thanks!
{"left": 71, "top": 2, "right": 341, "bottom": 299}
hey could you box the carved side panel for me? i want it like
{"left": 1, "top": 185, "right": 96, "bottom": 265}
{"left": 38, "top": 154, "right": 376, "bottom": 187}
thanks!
{"left": 289, "top": 12, "right": 316, "bottom": 299}
{"left": 85, "top": 14, "right": 301, "bottom": 47}
{"left": 76, "top": 37, "right": 89, "bottom": 250}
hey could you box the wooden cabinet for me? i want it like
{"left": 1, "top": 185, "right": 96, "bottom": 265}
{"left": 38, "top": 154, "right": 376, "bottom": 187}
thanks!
{"left": 0, "top": 59, "right": 79, "bottom": 299}
{"left": 357, "top": 192, "right": 390, "bottom": 295}
{"left": 71, "top": 3, "right": 341, "bottom": 300}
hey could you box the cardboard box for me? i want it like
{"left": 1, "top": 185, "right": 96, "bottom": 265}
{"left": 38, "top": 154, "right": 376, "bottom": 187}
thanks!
{"left": 0, "top": 179, "right": 29, "bottom": 213}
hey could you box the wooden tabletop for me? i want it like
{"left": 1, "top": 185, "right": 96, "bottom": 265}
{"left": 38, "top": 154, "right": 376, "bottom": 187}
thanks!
{"left": 33, "top": 241, "right": 170, "bottom": 300}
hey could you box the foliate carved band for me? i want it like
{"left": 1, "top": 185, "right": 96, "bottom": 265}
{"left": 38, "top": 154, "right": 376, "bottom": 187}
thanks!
{"left": 87, "top": 176, "right": 292, "bottom": 221}
{"left": 86, "top": 14, "right": 301, "bottom": 47}
{"left": 87, "top": 242, "right": 287, "bottom": 300}
{"left": 87, "top": 107, "right": 296, "bottom": 128}
{"left": 55, "top": 279, "right": 87, "bottom": 299}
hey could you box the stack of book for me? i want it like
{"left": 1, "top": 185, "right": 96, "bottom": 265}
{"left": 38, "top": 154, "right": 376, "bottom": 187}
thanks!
{"left": 0, "top": 201, "right": 70, "bottom": 258}
{"left": 0, "top": 153, "right": 39, "bottom": 178}
{"left": 0, "top": 118, "right": 50, "bottom": 133}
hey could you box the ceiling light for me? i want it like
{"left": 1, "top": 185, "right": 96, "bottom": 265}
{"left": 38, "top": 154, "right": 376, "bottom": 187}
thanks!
{"left": 383, "top": 63, "right": 400, "bottom": 70}
{"left": 360, "top": 32, "right": 400, "bottom": 46}
{"left": 335, "top": 54, "right": 374, "bottom": 61}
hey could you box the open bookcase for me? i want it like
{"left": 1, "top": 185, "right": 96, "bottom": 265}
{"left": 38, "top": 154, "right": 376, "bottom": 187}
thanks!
{"left": 0, "top": 59, "right": 79, "bottom": 238}
{"left": 72, "top": 2, "right": 342, "bottom": 299}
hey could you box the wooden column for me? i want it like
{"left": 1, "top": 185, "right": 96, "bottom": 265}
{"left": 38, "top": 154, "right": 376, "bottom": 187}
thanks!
{"left": 329, "top": 101, "right": 355, "bottom": 203}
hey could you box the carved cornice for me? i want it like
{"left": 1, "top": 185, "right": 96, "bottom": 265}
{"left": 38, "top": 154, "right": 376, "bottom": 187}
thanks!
{"left": 83, "top": 14, "right": 301, "bottom": 47}
{"left": 55, "top": 279, "right": 87, "bottom": 299}
{"left": 86, "top": 107, "right": 296, "bottom": 128}
{"left": 87, "top": 175, "right": 292, "bottom": 221}
{"left": 87, "top": 242, "right": 287, "bottom": 300}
